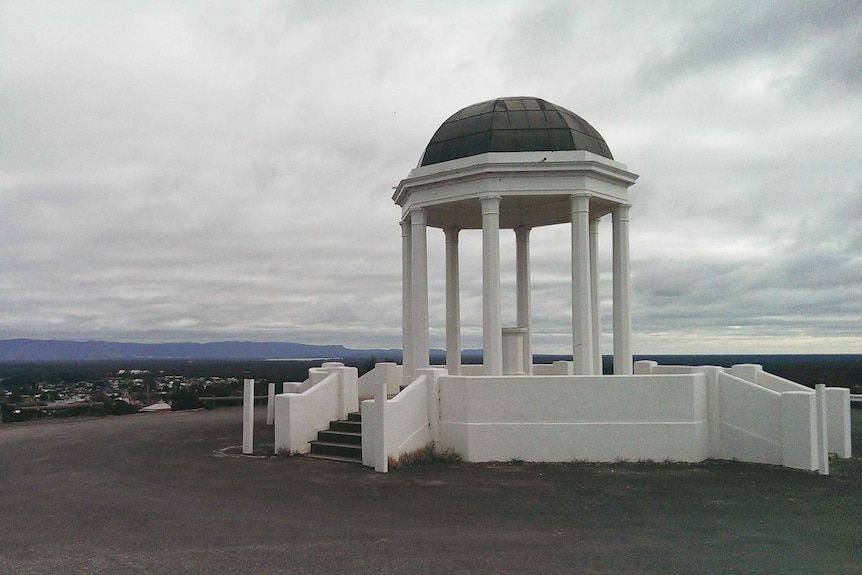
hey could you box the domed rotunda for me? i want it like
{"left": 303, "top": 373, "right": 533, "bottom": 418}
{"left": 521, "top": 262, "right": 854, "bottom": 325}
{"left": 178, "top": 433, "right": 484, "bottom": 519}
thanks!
{"left": 274, "top": 97, "right": 847, "bottom": 473}
{"left": 393, "top": 97, "right": 639, "bottom": 377}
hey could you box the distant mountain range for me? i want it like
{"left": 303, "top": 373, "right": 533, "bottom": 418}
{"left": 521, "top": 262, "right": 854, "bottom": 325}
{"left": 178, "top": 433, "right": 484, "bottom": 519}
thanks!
{"left": 0, "top": 339, "right": 424, "bottom": 362}
{"left": 6, "top": 339, "right": 857, "bottom": 370}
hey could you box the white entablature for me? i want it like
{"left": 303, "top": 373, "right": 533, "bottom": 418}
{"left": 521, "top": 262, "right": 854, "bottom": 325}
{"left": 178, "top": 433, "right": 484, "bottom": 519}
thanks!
{"left": 394, "top": 150, "right": 637, "bottom": 229}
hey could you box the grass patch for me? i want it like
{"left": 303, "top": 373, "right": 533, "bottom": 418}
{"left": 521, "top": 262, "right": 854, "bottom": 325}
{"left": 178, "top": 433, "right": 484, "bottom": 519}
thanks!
{"left": 389, "top": 443, "right": 462, "bottom": 467}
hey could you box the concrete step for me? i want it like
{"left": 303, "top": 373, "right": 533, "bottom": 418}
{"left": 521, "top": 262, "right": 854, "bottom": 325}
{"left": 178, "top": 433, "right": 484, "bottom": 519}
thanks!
{"left": 304, "top": 452, "right": 363, "bottom": 464}
{"left": 329, "top": 419, "right": 361, "bottom": 433}
{"left": 309, "top": 440, "right": 362, "bottom": 460}
{"left": 317, "top": 429, "right": 362, "bottom": 445}
{"left": 306, "top": 411, "right": 363, "bottom": 464}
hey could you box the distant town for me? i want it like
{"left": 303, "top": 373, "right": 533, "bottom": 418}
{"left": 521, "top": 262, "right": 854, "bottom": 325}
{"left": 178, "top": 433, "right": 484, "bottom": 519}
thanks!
{"left": 2, "top": 351, "right": 861, "bottom": 423}
{"left": 0, "top": 358, "right": 332, "bottom": 423}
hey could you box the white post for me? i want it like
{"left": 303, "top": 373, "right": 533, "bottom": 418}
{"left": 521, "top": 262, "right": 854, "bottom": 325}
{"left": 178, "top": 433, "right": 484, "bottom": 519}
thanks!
{"left": 242, "top": 378, "right": 254, "bottom": 455}
{"left": 816, "top": 384, "right": 829, "bottom": 475}
{"left": 374, "top": 381, "right": 388, "bottom": 473}
{"left": 589, "top": 216, "right": 601, "bottom": 374}
{"left": 571, "top": 194, "right": 593, "bottom": 375}
{"left": 266, "top": 382, "right": 275, "bottom": 426}
{"left": 445, "top": 227, "right": 461, "bottom": 375}
{"left": 401, "top": 219, "right": 414, "bottom": 381}
{"left": 515, "top": 227, "right": 532, "bottom": 375}
{"left": 481, "top": 195, "right": 503, "bottom": 375}
{"left": 612, "top": 204, "right": 632, "bottom": 375}
{"left": 410, "top": 208, "right": 430, "bottom": 373}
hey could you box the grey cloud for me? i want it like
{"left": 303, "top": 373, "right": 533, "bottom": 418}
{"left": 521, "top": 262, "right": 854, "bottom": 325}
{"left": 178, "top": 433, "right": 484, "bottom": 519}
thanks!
{"left": 0, "top": 1, "right": 859, "bottom": 354}
{"left": 638, "top": 1, "right": 862, "bottom": 96}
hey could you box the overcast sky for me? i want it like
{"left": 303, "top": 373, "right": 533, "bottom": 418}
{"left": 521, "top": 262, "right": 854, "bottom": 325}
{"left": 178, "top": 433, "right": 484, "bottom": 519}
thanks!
{"left": 1, "top": 0, "right": 860, "bottom": 355}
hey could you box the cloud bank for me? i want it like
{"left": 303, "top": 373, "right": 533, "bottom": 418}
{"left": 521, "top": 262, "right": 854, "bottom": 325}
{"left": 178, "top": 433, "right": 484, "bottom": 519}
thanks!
{"left": 1, "top": 0, "right": 860, "bottom": 353}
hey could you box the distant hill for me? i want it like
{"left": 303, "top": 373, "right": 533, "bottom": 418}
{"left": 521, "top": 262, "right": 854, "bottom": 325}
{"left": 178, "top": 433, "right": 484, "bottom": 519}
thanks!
{"left": 0, "top": 339, "right": 416, "bottom": 362}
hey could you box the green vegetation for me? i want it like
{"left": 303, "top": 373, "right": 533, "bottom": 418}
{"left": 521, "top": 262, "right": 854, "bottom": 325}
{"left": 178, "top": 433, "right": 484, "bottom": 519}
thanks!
{"left": 389, "top": 443, "right": 463, "bottom": 467}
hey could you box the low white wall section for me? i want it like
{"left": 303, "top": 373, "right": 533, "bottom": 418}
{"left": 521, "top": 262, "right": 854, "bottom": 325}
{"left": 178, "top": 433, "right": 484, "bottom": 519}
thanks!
{"left": 781, "top": 391, "right": 818, "bottom": 470}
{"left": 531, "top": 361, "right": 575, "bottom": 375}
{"left": 361, "top": 368, "right": 444, "bottom": 471}
{"left": 357, "top": 362, "right": 402, "bottom": 399}
{"left": 716, "top": 371, "right": 784, "bottom": 465}
{"left": 753, "top": 370, "right": 812, "bottom": 393}
{"left": 826, "top": 387, "right": 851, "bottom": 458}
{"left": 360, "top": 361, "right": 849, "bottom": 472}
{"left": 281, "top": 368, "right": 328, "bottom": 395}
{"left": 460, "top": 363, "right": 577, "bottom": 376}
{"left": 459, "top": 365, "right": 485, "bottom": 376}
{"left": 437, "top": 374, "right": 709, "bottom": 463}
{"left": 635, "top": 360, "right": 850, "bottom": 470}
{"left": 273, "top": 364, "right": 358, "bottom": 455}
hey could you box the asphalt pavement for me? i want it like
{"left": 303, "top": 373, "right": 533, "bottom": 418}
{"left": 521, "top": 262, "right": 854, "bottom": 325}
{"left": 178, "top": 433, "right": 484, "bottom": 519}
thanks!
{"left": 1, "top": 407, "right": 859, "bottom": 574}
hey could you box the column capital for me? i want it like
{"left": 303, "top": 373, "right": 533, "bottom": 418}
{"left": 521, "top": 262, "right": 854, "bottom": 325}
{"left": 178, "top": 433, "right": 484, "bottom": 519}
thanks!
{"left": 570, "top": 194, "right": 591, "bottom": 213}
{"left": 444, "top": 227, "right": 460, "bottom": 242}
{"left": 400, "top": 219, "right": 410, "bottom": 235}
{"left": 514, "top": 226, "right": 531, "bottom": 242}
{"left": 409, "top": 206, "right": 426, "bottom": 225}
{"left": 480, "top": 195, "right": 502, "bottom": 215}
{"left": 612, "top": 204, "right": 632, "bottom": 222}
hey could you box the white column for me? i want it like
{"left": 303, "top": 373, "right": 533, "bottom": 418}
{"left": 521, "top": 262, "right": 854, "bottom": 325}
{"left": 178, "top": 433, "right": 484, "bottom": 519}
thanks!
{"left": 589, "top": 216, "right": 601, "bottom": 374}
{"left": 571, "top": 194, "right": 594, "bottom": 375}
{"left": 816, "top": 384, "right": 829, "bottom": 475}
{"left": 410, "top": 208, "right": 429, "bottom": 372}
{"left": 374, "top": 381, "right": 388, "bottom": 473}
{"left": 242, "top": 378, "right": 254, "bottom": 454}
{"left": 401, "top": 219, "right": 413, "bottom": 379}
{"left": 515, "top": 227, "right": 532, "bottom": 375}
{"left": 266, "top": 382, "right": 275, "bottom": 426}
{"left": 612, "top": 204, "right": 632, "bottom": 375}
{"left": 444, "top": 227, "right": 461, "bottom": 375}
{"left": 481, "top": 195, "right": 503, "bottom": 375}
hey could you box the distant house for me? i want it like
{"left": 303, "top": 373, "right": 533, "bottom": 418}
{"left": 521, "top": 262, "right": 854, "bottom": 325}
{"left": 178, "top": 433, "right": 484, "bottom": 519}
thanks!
{"left": 141, "top": 400, "right": 171, "bottom": 413}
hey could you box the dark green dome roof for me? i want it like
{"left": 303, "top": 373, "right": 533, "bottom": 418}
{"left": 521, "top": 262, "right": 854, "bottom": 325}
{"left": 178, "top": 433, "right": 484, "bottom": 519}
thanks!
{"left": 420, "top": 97, "right": 613, "bottom": 167}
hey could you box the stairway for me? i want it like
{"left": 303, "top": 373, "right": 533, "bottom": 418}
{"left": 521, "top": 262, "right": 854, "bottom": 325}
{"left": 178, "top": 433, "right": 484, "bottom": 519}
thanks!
{"left": 307, "top": 411, "right": 362, "bottom": 463}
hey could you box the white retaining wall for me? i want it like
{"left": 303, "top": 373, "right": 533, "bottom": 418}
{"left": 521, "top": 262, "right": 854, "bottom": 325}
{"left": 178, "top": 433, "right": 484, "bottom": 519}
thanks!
{"left": 634, "top": 360, "right": 851, "bottom": 471}
{"left": 273, "top": 363, "right": 358, "bottom": 454}
{"left": 323, "top": 360, "right": 850, "bottom": 474}
{"left": 436, "top": 374, "right": 709, "bottom": 463}
{"left": 715, "top": 371, "right": 818, "bottom": 469}
{"left": 360, "top": 368, "right": 445, "bottom": 472}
